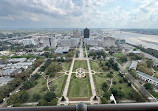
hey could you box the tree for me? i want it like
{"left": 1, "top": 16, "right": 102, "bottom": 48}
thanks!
{"left": 21, "top": 92, "right": 29, "bottom": 102}
{"left": 7, "top": 91, "right": 29, "bottom": 105}
{"left": 61, "top": 96, "right": 65, "bottom": 101}
{"left": 144, "top": 83, "right": 153, "bottom": 90}
{"left": 113, "top": 63, "right": 120, "bottom": 71}
{"left": 44, "top": 92, "right": 56, "bottom": 102}
{"left": 128, "top": 82, "right": 132, "bottom": 87}
{"left": 37, "top": 99, "right": 49, "bottom": 106}
{"left": 102, "top": 66, "right": 108, "bottom": 71}
{"left": 107, "top": 73, "right": 113, "bottom": 78}
{"left": 33, "top": 93, "right": 41, "bottom": 102}
{"left": 50, "top": 98, "right": 58, "bottom": 106}
{"left": 46, "top": 63, "right": 62, "bottom": 75}
{"left": 120, "top": 56, "right": 127, "bottom": 63}
{"left": 123, "top": 78, "right": 128, "bottom": 83}
{"left": 0, "top": 97, "right": 3, "bottom": 103}
{"left": 102, "top": 82, "right": 108, "bottom": 91}
{"left": 103, "top": 91, "right": 111, "bottom": 99}
{"left": 146, "top": 59, "right": 154, "bottom": 68}
{"left": 101, "top": 97, "right": 108, "bottom": 104}
{"left": 33, "top": 58, "right": 44, "bottom": 69}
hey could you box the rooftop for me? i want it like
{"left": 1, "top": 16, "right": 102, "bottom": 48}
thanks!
{"left": 137, "top": 71, "right": 158, "bottom": 82}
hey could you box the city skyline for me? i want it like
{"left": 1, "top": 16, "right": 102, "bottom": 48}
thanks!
{"left": 0, "top": 0, "right": 158, "bottom": 29}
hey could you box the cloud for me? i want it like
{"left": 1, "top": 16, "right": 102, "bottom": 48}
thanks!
{"left": 0, "top": 0, "right": 158, "bottom": 28}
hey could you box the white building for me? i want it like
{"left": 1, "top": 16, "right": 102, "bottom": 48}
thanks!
{"left": 73, "top": 30, "right": 79, "bottom": 38}
{"left": 84, "top": 37, "right": 116, "bottom": 47}
{"left": 137, "top": 71, "right": 158, "bottom": 86}
{"left": 101, "top": 37, "right": 116, "bottom": 47}
{"left": 23, "top": 39, "right": 37, "bottom": 46}
{"left": 54, "top": 47, "right": 70, "bottom": 54}
{"left": 0, "top": 69, "right": 18, "bottom": 76}
{"left": 89, "top": 47, "right": 104, "bottom": 52}
{"left": 43, "top": 37, "right": 57, "bottom": 48}
{"left": 84, "top": 38, "right": 101, "bottom": 46}
{"left": 57, "top": 38, "right": 79, "bottom": 47}
{"left": 129, "top": 61, "right": 138, "bottom": 70}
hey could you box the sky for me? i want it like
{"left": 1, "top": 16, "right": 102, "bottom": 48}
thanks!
{"left": 0, "top": 0, "right": 158, "bottom": 29}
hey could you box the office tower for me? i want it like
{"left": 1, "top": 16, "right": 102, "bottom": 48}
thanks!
{"left": 84, "top": 28, "right": 89, "bottom": 38}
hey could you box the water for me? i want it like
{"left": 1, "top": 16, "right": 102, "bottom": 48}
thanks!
{"left": 103, "top": 29, "right": 158, "bottom": 50}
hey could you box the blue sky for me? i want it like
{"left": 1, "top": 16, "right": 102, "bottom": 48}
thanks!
{"left": 0, "top": 0, "right": 158, "bottom": 28}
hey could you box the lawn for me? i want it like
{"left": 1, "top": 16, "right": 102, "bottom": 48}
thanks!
{"left": 90, "top": 60, "right": 104, "bottom": 72}
{"left": 73, "top": 60, "right": 88, "bottom": 72}
{"left": 26, "top": 76, "right": 48, "bottom": 102}
{"left": 116, "top": 59, "right": 123, "bottom": 65}
{"left": 68, "top": 74, "right": 92, "bottom": 99}
{"left": 111, "top": 75, "right": 135, "bottom": 99}
{"left": 62, "top": 61, "right": 71, "bottom": 71}
{"left": 113, "top": 53, "right": 125, "bottom": 58}
{"left": 93, "top": 73, "right": 109, "bottom": 96}
{"left": 49, "top": 75, "right": 68, "bottom": 97}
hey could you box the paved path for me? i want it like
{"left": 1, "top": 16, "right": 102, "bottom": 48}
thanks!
{"left": 85, "top": 47, "right": 99, "bottom": 103}
{"left": 62, "top": 58, "right": 75, "bottom": 104}
{"left": 30, "top": 59, "right": 47, "bottom": 77}
{"left": 79, "top": 38, "right": 84, "bottom": 59}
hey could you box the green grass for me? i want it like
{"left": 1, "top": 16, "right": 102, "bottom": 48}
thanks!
{"left": 113, "top": 53, "right": 125, "bottom": 58}
{"left": 26, "top": 76, "right": 48, "bottom": 102}
{"left": 83, "top": 51, "right": 86, "bottom": 57}
{"left": 90, "top": 60, "right": 104, "bottom": 72}
{"left": 93, "top": 73, "right": 109, "bottom": 96}
{"left": 62, "top": 62, "right": 71, "bottom": 70}
{"left": 111, "top": 75, "right": 135, "bottom": 99}
{"left": 68, "top": 74, "right": 92, "bottom": 99}
{"left": 149, "top": 90, "right": 158, "bottom": 99}
{"left": 116, "top": 59, "right": 123, "bottom": 65}
{"left": 73, "top": 60, "right": 88, "bottom": 72}
{"left": 49, "top": 75, "right": 68, "bottom": 97}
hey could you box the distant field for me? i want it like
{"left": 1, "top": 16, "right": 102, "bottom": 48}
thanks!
{"left": 68, "top": 74, "right": 91, "bottom": 99}
{"left": 73, "top": 60, "right": 88, "bottom": 72}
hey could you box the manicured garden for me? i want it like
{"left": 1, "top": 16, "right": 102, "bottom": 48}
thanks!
{"left": 90, "top": 60, "right": 104, "bottom": 72}
{"left": 73, "top": 60, "right": 88, "bottom": 72}
{"left": 68, "top": 74, "right": 92, "bottom": 99}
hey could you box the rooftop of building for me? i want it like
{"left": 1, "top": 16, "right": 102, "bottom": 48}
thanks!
{"left": 137, "top": 71, "right": 158, "bottom": 82}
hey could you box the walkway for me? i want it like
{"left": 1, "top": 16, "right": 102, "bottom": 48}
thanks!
{"left": 59, "top": 39, "right": 99, "bottom": 105}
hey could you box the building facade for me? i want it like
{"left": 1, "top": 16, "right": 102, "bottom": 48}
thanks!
{"left": 84, "top": 28, "right": 89, "bottom": 38}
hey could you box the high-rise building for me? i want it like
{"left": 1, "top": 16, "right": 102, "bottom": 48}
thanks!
{"left": 43, "top": 37, "right": 57, "bottom": 48}
{"left": 73, "top": 30, "right": 79, "bottom": 38}
{"left": 84, "top": 28, "right": 89, "bottom": 38}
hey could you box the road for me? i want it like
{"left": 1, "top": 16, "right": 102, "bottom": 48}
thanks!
{"left": 79, "top": 38, "right": 84, "bottom": 59}
{"left": 114, "top": 58, "right": 157, "bottom": 102}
